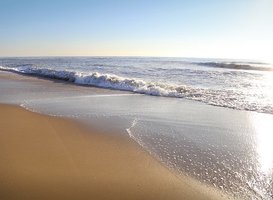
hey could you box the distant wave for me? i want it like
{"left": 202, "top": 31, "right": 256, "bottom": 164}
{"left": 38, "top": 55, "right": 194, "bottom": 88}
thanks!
{"left": 195, "top": 62, "right": 273, "bottom": 71}
{"left": 1, "top": 65, "right": 273, "bottom": 114}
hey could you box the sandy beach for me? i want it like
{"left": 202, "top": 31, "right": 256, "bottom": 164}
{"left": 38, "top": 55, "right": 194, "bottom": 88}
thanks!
{"left": 0, "top": 104, "right": 226, "bottom": 200}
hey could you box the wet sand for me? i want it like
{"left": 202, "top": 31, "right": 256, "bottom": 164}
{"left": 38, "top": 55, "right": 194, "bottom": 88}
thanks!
{"left": 0, "top": 104, "right": 226, "bottom": 200}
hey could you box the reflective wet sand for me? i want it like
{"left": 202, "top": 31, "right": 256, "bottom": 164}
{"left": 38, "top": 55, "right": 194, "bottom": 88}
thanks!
{"left": 1, "top": 71, "right": 272, "bottom": 199}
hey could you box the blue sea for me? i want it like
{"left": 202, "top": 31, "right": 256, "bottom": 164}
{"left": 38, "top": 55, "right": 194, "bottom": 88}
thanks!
{"left": 1, "top": 56, "right": 273, "bottom": 114}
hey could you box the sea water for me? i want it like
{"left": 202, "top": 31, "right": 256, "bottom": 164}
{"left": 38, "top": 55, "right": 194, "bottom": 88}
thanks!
{"left": 1, "top": 57, "right": 273, "bottom": 114}
{"left": 1, "top": 57, "right": 273, "bottom": 199}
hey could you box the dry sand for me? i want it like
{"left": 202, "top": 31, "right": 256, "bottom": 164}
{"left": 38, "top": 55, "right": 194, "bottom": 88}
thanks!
{"left": 0, "top": 104, "right": 227, "bottom": 200}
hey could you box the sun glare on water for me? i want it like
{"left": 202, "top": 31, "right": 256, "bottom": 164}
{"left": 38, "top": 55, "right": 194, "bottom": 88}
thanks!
{"left": 251, "top": 71, "right": 273, "bottom": 174}
{"left": 252, "top": 113, "right": 273, "bottom": 174}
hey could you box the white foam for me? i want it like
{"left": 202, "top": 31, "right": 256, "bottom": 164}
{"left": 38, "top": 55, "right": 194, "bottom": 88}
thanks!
{"left": 1, "top": 65, "right": 273, "bottom": 114}
{"left": 0, "top": 65, "right": 199, "bottom": 98}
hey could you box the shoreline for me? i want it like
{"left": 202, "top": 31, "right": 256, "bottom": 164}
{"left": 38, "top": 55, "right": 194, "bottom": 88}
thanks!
{"left": 0, "top": 104, "right": 227, "bottom": 200}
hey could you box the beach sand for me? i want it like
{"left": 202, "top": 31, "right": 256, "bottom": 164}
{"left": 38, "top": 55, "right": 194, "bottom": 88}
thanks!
{"left": 0, "top": 104, "right": 226, "bottom": 200}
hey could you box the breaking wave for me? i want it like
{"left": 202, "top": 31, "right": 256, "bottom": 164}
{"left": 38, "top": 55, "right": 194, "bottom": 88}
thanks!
{"left": 1, "top": 65, "right": 273, "bottom": 114}
{"left": 0, "top": 65, "right": 203, "bottom": 97}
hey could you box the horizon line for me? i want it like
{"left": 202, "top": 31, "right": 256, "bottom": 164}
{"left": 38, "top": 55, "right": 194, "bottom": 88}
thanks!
{"left": 0, "top": 55, "right": 267, "bottom": 63}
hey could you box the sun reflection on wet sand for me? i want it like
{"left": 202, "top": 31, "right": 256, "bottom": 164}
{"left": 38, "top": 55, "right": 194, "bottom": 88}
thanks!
{"left": 252, "top": 113, "right": 273, "bottom": 174}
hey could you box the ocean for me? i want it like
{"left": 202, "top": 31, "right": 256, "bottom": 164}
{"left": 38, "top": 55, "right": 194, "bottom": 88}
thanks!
{"left": 1, "top": 57, "right": 273, "bottom": 199}
{"left": 1, "top": 57, "right": 273, "bottom": 114}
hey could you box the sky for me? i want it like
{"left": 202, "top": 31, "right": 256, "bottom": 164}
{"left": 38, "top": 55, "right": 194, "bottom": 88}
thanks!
{"left": 0, "top": 0, "right": 273, "bottom": 61}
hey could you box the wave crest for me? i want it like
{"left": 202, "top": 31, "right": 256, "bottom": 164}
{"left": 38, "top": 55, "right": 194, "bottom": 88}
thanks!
{"left": 196, "top": 62, "right": 272, "bottom": 71}
{"left": 1, "top": 65, "right": 273, "bottom": 114}
{"left": 75, "top": 71, "right": 197, "bottom": 97}
{"left": 0, "top": 65, "right": 196, "bottom": 97}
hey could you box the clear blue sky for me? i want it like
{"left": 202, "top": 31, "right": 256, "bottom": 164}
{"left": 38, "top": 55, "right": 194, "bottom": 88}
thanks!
{"left": 0, "top": 0, "right": 272, "bottom": 61}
